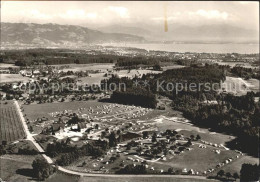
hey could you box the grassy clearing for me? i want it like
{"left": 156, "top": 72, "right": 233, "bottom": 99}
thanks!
{"left": 78, "top": 176, "right": 216, "bottom": 182}
{"left": 163, "top": 145, "right": 237, "bottom": 172}
{"left": 61, "top": 63, "right": 114, "bottom": 72}
{"left": 0, "top": 74, "right": 29, "bottom": 83}
{"left": 0, "top": 154, "right": 35, "bottom": 181}
{"left": 45, "top": 172, "right": 80, "bottom": 182}
{"left": 212, "top": 155, "right": 259, "bottom": 176}
{"left": 0, "top": 63, "right": 18, "bottom": 68}
{"left": 77, "top": 73, "right": 106, "bottom": 85}
{"left": 220, "top": 76, "right": 259, "bottom": 96}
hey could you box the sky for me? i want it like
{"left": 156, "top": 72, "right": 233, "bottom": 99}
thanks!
{"left": 1, "top": 1, "right": 259, "bottom": 30}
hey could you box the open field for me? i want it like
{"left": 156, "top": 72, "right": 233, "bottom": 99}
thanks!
{"left": 162, "top": 65, "right": 185, "bottom": 71}
{"left": 0, "top": 101, "right": 26, "bottom": 143}
{"left": 0, "top": 74, "right": 30, "bottom": 83}
{"left": 45, "top": 172, "right": 80, "bottom": 182}
{"left": 217, "top": 61, "right": 259, "bottom": 69}
{"left": 0, "top": 154, "right": 35, "bottom": 182}
{"left": 245, "top": 78, "right": 260, "bottom": 93}
{"left": 78, "top": 176, "right": 217, "bottom": 182}
{"left": 220, "top": 76, "right": 259, "bottom": 96}
{"left": 161, "top": 144, "right": 237, "bottom": 171}
{"left": 61, "top": 63, "right": 114, "bottom": 72}
{"left": 211, "top": 155, "right": 259, "bottom": 176}
{"left": 45, "top": 172, "right": 217, "bottom": 182}
{"left": 77, "top": 73, "right": 107, "bottom": 85}
{"left": 22, "top": 100, "right": 109, "bottom": 121}
{"left": 0, "top": 63, "right": 19, "bottom": 68}
{"left": 116, "top": 69, "right": 162, "bottom": 78}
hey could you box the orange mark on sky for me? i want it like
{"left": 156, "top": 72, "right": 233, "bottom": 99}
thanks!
{"left": 164, "top": 4, "right": 168, "bottom": 32}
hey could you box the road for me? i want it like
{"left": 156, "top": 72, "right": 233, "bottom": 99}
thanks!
{"left": 14, "top": 100, "right": 53, "bottom": 164}
{"left": 58, "top": 166, "right": 209, "bottom": 179}
{"left": 14, "top": 100, "right": 212, "bottom": 180}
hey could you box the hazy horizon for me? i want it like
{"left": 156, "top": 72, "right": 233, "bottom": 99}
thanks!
{"left": 1, "top": 1, "right": 259, "bottom": 43}
{"left": 1, "top": 1, "right": 259, "bottom": 31}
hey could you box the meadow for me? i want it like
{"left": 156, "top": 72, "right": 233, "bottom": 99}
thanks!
{"left": 220, "top": 76, "right": 259, "bottom": 96}
{"left": 0, "top": 154, "right": 35, "bottom": 181}
{"left": 0, "top": 74, "right": 29, "bottom": 83}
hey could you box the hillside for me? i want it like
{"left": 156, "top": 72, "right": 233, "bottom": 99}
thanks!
{"left": 1, "top": 23, "right": 145, "bottom": 47}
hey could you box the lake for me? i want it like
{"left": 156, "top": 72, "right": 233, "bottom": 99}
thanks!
{"left": 101, "top": 43, "right": 259, "bottom": 54}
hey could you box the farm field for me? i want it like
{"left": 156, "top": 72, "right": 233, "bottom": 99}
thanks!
{"left": 0, "top": 74, "right": 30, "bottom": 83}
{"left": 0, "top": 101, "right": 26, "bottom": 143}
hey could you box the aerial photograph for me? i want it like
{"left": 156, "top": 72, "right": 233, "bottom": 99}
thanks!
{"left": 0, "top": 1, "right": 259, "bottom": 182}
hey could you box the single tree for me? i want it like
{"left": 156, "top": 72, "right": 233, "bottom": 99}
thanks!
{"left": 168, "top": 167, "right": 174, "bottom": 174}
{"left": 226, "top": 172, "right": 232, "bottom": 179}
{"left": 142, "top": 131, "right": 149, "bottom": 139}
{"left": 233, "top": 172, "right": 239, "bottom": 180}
{"left": 196, "top": 134, "right": 201, "bottom": 140}
{"left": 152, "top": 133, "right": 157, "bottom": 143}
{"left": 217, "top": 170, "right": 225, "bottom": 177}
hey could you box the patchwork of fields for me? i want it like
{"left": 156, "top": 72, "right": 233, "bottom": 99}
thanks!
{"left": 0, "top": 101, "right": 26, "bottom": 143}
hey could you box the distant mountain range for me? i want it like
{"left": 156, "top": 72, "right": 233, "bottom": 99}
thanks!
{"left": 1, "top": 22, "right": 258, "bottom": 49}
{"left": 98, "top": 24, "right": 259, "bottom": 43}
{"left": 1, "top": 22, "right": 145, "bottom": 47}
{"left": 97, "top": 24, "right": 152, "bottom": 38}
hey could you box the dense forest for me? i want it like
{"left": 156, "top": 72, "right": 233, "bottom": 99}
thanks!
{"left": 0, "top": 49, "right": 172, "bottom": 67}
{"left": 111, "top": 88, "right": 157, "bottom": 108}
{"left": 231, "top": 66, "right": 260, "bottom": 80}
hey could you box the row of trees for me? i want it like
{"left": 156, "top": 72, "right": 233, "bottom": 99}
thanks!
{"left": 216, "top": 170, "right": 239, "bottom": 180}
